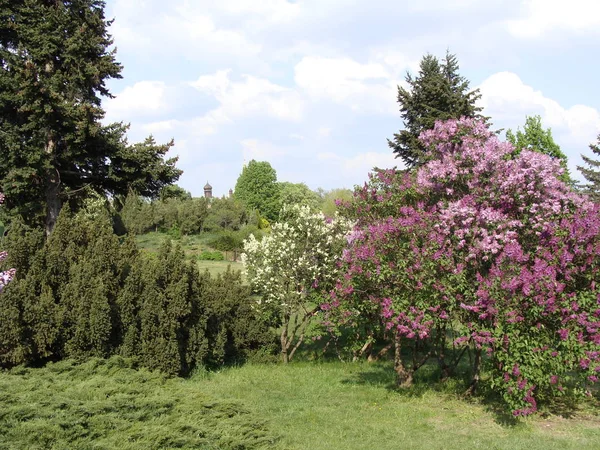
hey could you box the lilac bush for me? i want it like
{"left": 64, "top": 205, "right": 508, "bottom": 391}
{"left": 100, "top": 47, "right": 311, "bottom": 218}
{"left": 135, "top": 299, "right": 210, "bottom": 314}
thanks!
{"left": 327, "top": 118, "right": 600, "bottom": 414}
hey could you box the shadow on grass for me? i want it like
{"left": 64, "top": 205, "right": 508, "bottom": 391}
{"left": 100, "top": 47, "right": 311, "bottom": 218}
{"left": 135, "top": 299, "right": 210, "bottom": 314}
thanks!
{"left": 339, "top": 360, "right": 526, "bottom": 426}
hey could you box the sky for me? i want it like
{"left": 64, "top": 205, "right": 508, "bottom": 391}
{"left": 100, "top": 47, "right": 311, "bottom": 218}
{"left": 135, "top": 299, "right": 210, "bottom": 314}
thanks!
{"left": 101, "top": 0, "right": 600, "bottom": 198}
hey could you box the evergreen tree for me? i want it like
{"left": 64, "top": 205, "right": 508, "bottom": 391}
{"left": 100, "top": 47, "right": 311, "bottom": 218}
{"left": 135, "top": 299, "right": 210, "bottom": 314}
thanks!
{"left": 506, "top": 115, "right": 571, "bottom": 183}
{"left": 388, "top": 51, "right": 485, "bottom": 168}
{"left": 578, "top": 134, "right": 600, "bottom": 201}
{"left": 0, "top": 1, "right": 181, "bottom": 234}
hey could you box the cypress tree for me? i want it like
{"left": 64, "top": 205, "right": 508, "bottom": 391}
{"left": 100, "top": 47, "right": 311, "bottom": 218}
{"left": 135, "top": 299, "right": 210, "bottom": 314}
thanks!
{"left": 388, "top": 51, "right": 485, "bottom": 168}
{"left": 139, "top": 240, "right": 197, "bottom": 376}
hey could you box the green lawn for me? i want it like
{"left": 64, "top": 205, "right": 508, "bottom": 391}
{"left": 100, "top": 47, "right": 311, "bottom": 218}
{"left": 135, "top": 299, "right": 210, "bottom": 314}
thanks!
{"left": 1, "top": 358, "right": 598, "bottom": 449}
{"left": 135, "top": 232, "right": 245, "bottom": 279}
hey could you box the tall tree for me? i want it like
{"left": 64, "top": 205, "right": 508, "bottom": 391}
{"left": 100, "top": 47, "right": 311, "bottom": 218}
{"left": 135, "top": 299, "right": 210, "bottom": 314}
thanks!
{"left": 578, "top": 134, "right": 600, "bottom": 201}
{"left": 234, "top": 160, "right": 280, "bottom": 222}
{"left": 506, "top": 115, "right": 571, "bottom": 183}
{"left": 388, "top": 51, "right": 485, "bottom": 168}
{"left": 0, "top": 0, "right": 181, "bottom": 234}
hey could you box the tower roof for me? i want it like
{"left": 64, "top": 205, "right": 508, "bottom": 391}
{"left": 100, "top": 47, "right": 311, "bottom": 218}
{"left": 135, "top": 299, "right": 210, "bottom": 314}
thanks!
{"left": 204, "top": 181, "right": 212, "bottom": 189}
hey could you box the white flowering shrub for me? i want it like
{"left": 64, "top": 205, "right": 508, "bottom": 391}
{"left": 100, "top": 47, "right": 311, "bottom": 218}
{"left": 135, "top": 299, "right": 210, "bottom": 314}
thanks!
{"left": 242, "top": 204, "right": 352, "bottom": 362}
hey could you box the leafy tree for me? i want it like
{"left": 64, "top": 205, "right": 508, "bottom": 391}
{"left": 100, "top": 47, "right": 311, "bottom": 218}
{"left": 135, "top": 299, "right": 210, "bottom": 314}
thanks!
{"left": 388, "top": 51, "right": 485, "bottom": 168}
{"left": 160, "top": 184, "right": 192, "bottom": 201}
{"left": 203, "top": 197, "right": 248, "bottom": 232}
{"left": 330, "top": 118, "right": 599, "bottom": 415}
{"left": 578, "top": 134, "right": 600, "bottom": 201}
{"left": 279, "top": 182, "right": 320, "bottom": 210}
{"left": 242, "top": 204, "right": 352, "bottom": 363}
{"left": 319, "top": 188, "right": 353, "bottom": 218}
{"left": 0, "top": 0, "right": 181, "bottom": 234}
{"left": 506, "top": 115, "right": 571, "bottom": 182}
{"left": 234, "top": 160, "right": 280, "bottom": 221}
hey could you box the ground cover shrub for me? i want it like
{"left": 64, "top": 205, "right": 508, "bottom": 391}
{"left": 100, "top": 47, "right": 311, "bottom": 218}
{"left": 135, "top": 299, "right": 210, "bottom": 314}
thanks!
{"left": 0, "top": 357, "right": 278, "bottom": 449}
{"left": 326, "top": 118, "right": 600, "bottom": 415}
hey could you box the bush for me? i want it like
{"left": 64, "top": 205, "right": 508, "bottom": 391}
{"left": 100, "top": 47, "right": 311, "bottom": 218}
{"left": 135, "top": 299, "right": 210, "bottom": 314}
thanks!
{"left": 198, "top": 251, "right": 225, "bottom": 261}
{"left": 0, "top": 208, "right": 276, "bottom": 375}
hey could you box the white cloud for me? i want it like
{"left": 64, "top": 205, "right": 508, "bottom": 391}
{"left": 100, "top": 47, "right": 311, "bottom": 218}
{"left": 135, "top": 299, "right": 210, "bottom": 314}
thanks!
{"left": 479, "top": 72, "right": 600, "bottom": 146}
{"left": 191, "top": 69, "right": 305, "bottom": 124}
{"left": 104, "top": 81, "right": 167, "bottom": 121}
{"left": 317, "top": 127, "right": 332, "bottom": 138}
{"left": 241, "top": 138, "right": 287, "bottom": 162}
{"left": 109, "top": 0, "right": 261, "bottom": 61}
{"left": 211, "top": 0, "right": 301, "bottom": 23}
{"left": 294, "top": 56, "right": 399, "bottom": 114}
{"left": 478, "top": 71, "right": 600, "bottom": 180}
{"left": 506, "top": 0, "right": 600, "bottom": 38}
{"left": 317, "top": 151, "right": 400, "bottom": 174}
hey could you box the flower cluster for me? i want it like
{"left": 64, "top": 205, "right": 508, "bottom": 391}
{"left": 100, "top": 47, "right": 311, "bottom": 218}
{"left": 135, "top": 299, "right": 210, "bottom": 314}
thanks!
{"left": 242, "top": 204, "right": 352, "bottom": 309}
{"left": 330, "top": 118, "right": 600, "bottom": 415}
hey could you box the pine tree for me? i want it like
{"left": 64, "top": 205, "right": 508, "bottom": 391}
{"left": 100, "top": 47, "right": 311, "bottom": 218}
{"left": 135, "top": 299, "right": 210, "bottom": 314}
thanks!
{"left": 388, "top": 51, "right": 485, "bottom": 168}
{"left": 578, "top": 134, "right": 600, "bottom": 201}
{"left": 0, "top": 1, "right": 181, "bottom": 234}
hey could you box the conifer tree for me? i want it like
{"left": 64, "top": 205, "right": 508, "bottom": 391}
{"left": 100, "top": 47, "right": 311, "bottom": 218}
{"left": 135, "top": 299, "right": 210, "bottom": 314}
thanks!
{"left": 578, "top": 134, "right": 600, "bottom": 201}
{"left": 388, "top": 51, "right": 485, "bottom": 168}
{"left": 0, "top": 0, "right": 181, "bottom": 234}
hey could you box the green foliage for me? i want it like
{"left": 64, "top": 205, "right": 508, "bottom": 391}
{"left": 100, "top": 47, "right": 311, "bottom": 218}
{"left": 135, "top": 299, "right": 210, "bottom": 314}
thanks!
{"left": 0, "top": 1, "right": 181, "bottom": 233}
{"left": 119, "top": 192, "right": 208, "bottom": 235}
{"left": 279, "top": 182, "right": 321, "bottom": 210}
{"left": 203, "top": 197, "right": 248, "bottom": 232}
{"left": 578, "top": 134, "right": 600, "bottom": 201}
{"left": 0, "top": 358, "right": 278, "bottom": 449}
{"left": 319, "top": 188, "right": 354, "bottom": 218}
{"left": 0, "top": 208, "right": 274, "bottom": 374}
{"left": 234, "top": 160, "right": 281, "bottom": 221}
{"left": 506, "top": 115, "right": 571, "bottom": 182}
{"left": 388, "top": 51, "right": 485, "bottom": 168}
{"left": 198, "top": 250, "right": 225, "bottom": 261}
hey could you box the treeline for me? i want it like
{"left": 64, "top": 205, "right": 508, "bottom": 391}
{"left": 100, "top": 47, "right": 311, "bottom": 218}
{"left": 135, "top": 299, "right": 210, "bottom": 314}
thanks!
{"left": 0, "top": 208, "right": 276, "bottom": 375}
{"left": 116, "top": 184, "right": 353, "bottom": 238}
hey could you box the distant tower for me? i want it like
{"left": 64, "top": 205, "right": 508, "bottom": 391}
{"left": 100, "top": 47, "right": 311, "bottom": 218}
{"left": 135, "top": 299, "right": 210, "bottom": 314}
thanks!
{"left": 229, "top": 188, "right": 233, "bottom": 198}
{"left": 204, "top": 181, "right": 213, "bottom": 199}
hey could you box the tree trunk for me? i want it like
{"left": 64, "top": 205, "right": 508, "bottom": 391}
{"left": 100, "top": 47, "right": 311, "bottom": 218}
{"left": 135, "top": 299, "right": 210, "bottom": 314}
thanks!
{"left": 466, "top": 347, "right": 481, "bottom": 395}
{"left": 394, "top": 332, "right": 412, "bottom": 387}
{"left": 280, "top": 314, "right": 290, "bottom": 364}
{"left": 45, "top": 139, "right": 61, "bottom": 236}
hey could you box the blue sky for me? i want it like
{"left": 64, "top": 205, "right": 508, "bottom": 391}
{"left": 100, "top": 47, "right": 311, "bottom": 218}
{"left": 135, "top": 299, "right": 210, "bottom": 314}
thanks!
{"left": 102, "top": 0, "right": 600, "bottom": 197}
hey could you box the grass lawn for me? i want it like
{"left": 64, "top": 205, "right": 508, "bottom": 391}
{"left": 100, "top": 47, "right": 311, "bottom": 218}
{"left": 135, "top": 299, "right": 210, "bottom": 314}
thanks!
{"left": 1, "top": 358, "right": 599, "bottom": 449}
{"left": 135, "top": 232, "right": 245, "bottom": 279}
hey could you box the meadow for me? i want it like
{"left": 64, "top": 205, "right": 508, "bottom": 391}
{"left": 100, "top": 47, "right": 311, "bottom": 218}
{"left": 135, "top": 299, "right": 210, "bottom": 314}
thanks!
{"left": 136, "top": 232, "right": 245, "bottom": 278}
{"left": 1, "top": 357, "right": 599, "bottom": 450}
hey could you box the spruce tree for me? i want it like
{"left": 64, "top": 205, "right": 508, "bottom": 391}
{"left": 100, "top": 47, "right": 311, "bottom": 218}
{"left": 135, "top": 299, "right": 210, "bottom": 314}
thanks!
{"left": 0, "top": 0, "right": 181, "bottom": 234}
{"left": 578, "top": 134, "right": 600, "bottom": 201}
{"left": 388, "top": 51, "right": 485, "bottom": 168}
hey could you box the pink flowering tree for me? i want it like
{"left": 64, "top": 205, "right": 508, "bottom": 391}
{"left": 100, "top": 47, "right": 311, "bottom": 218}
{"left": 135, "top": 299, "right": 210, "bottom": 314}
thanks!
{"left": 0, "top": 193, "right": 16, "bottom": 293}
{"left": 327, "top": 118, "right": 600, "bottom": 415}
